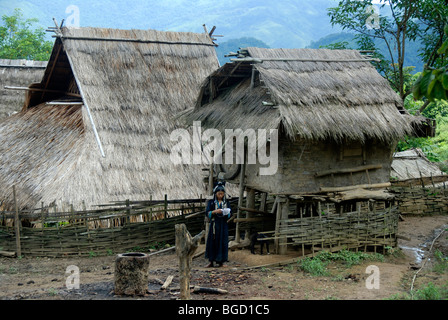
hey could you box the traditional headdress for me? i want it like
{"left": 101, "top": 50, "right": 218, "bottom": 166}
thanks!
{"left": 213, "top": 181, "right": 226, "bottom": 194}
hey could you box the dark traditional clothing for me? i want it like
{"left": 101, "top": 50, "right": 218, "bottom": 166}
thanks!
{"left": 205, "top": 198, "right": 231, "bottom": 264}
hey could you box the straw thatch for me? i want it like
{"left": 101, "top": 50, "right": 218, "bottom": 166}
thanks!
{"left": 0, "top": 59, "right": 47, "bottom": 120}
{"left": 186, "top": 47, "right": 419, "bottom": 143}
{"left": 0, "top": 27, "right": 219, "bottom": 211}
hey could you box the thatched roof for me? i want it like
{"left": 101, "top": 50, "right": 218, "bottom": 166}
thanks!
{"left": 0, "top": 59, "right": 47, "bottom": 120}
{"left": 185, "top": 47, "right": 420, "bottom": 143}
{"left": 0, "top": 27, "right": 219, "bottom": 210}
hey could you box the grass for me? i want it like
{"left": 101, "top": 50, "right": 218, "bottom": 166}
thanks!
{"left": 389, "top": 245, "right": 448, "bottom": 300}
{"left": 388, "top": 282, "right": 448, "bottom": 300}
{"left": 433, "top": 249, "right": 448, "bottom": 274}
{"left": 297, "top": 249, "right": 384, "bottom": 277}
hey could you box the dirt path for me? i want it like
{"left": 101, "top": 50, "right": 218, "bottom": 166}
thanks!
{"left": 0, "top": 214, "right": 447, "bottom": 300}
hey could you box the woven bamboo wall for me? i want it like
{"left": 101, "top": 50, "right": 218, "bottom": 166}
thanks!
{"left": 0, "top": 214, "right": 204, "bottom": 257}
{"left": 0, "top": 197, "right": 225, "bottom": 257}
{"left": 274, "top": 205, "right": 398, "bottom": 255}
{"left": 390, "top": 186, "right": 448, "bottom": 215}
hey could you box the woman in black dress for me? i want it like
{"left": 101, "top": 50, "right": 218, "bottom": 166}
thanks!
{"left": 205, "top": 182, "right": 231, "bottom": 267}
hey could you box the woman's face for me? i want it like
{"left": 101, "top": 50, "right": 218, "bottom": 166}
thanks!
{"left": 216, "top": 191, "right": 225, "bottom": 200}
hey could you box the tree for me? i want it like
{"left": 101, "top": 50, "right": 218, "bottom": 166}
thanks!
{"left": 413, "top": 22, "right": 448, "bottom": 103}
{"left": 0, "top": 8, "right": 52, "bottom": 61}
{"left": 328, "top": 1, "right": 447, "bottom": 102}
{"left": 328, "top": 0, "right": 421, "bottom": 101}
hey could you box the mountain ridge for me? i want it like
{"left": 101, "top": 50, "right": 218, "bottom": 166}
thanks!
{"left": 0, "top": 0, "right": 342, "bottom": 49}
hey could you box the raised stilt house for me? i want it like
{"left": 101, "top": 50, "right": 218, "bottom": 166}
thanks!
{"left": 185, "top": 47, "right": 430, "bottom": 254}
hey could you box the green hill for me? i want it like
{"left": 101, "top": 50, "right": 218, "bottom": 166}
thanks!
{"left": 307, "top": 32, "right": 424, "bottom": 72}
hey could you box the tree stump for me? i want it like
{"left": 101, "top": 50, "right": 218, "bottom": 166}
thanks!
{"left": 114, "top": 252, "right": 150, "bottom": 296}
{"left": 175, "top": 224, "right": 204, "bottom": 300}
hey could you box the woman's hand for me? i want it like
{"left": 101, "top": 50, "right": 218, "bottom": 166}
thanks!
{"left": 212, "top": 209, "right": 223, "bottom": 215}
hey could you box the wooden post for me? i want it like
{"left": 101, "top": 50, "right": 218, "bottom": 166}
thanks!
{"left": 175, "top": 224, "right": 204, "bottom": 300}
{"left": 235, "top": 161, "right": 246, "bottom": 243}
{"left": 209, "top": 151, "right": 214, "bottom": 196}
{"left": 41, "top": 202, "right": 45, "bottom": 256}
{"left": 13, "top": 186, "right": 22, "bottom": 258}
{"left": 149, "top": 195, "right": 153, "bottom": 220}
{"left": 245, "top": 188, "right": 256, "bottom": 239}
{"left": 275, "top": 196, "right": 289, "bottom": 255}
{"left": 259, "top": 192, "right": 267, "bottom": 212}
{"left": 125, "top": 199, "right": 131, "bottom": 224}
{"left": 164, "top": 194, "right": 168, "bottom": 219}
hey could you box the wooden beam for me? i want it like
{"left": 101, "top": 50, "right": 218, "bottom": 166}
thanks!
{"left": 231, "top": 57, "right": 380, "bottom": 63}
{"left": 41, "top": 42, "right": 63, "bottom": 101}
{"left": 320, "top": 182, "right": 391, "bottom": 193}
{"left": 315, "top": 164, "right": 382, "bottom": 177}
{"left": 238, "top": 206, "right": 269, "bottom": 215}
{"left": 4, "top": 86, "right": 81, "bottom": 98}
{"left": 217, "top": 61, "right": 243, "bottom": 88}
{"left": 55, "top": 35, "right": 218, "bottom": 47}
{"left": 46, "top": 101, "right": 83, "bottom": 105}
{"left": 233, "top": 217, "right": 268, "bottom": 223}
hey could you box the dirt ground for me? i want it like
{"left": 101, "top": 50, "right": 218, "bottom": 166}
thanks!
{"left": 0, "top": 214, "right": 447, "bottom": 301}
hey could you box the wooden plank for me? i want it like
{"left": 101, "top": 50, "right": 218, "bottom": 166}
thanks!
{"left": 320, "top": 182, "right": 391, "bottom": 193}
{"left": 4, "top": 86, "right": 81, "bottom": 98}
{"left": 315, "top": 164, "right": 382, "bottom": 178}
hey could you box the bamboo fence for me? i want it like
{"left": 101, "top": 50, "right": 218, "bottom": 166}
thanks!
{"left": 0, "top": 195, "right": 238, "bottom": 258}
{"left": 275, "top": 205, "right": 399, "bottom": 255}
{"left": 389, "top": 185, "right": 448, "bottom": 215}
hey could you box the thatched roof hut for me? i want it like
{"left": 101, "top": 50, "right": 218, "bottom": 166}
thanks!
{"left": 185, "top": 47, "right": 426, "bottom": 195}
{"left": 0, "top": 27, "right": 219, "bottom": 211}
{"left": 0, "top": 59, "right": 47, "bottom": 120}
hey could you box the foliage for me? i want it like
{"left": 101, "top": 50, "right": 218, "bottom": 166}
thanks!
{"left": 433, "top": 249, "right": 448, "bottom": 274}
{"left": 396, "top": 136, "right": 441, "bottom": 161}
{"left": 298, "top": 249, "right": 384, "bottom": 276}
{"left": 0, "top": 8, "right": 52, "bottom": 61}
{"left": 328, "top": 0, "right": 421, "bottom": 100}
{"left": 432, "top": 117, "right": 448, "bottom": 162}
{"left": 319, "top": 41, "right": 350, "bottom": 50}
{"left": 328, "top": 0, "right": 447, "bottom": 109}
{"left": 413, "top": 282, "right": 448, "bottom": 300}
{"left": 413, "top": 22, "right": 448, "bottom": 102}
{"left": 389, "top": 282, "right": 448, "bottom": 300}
